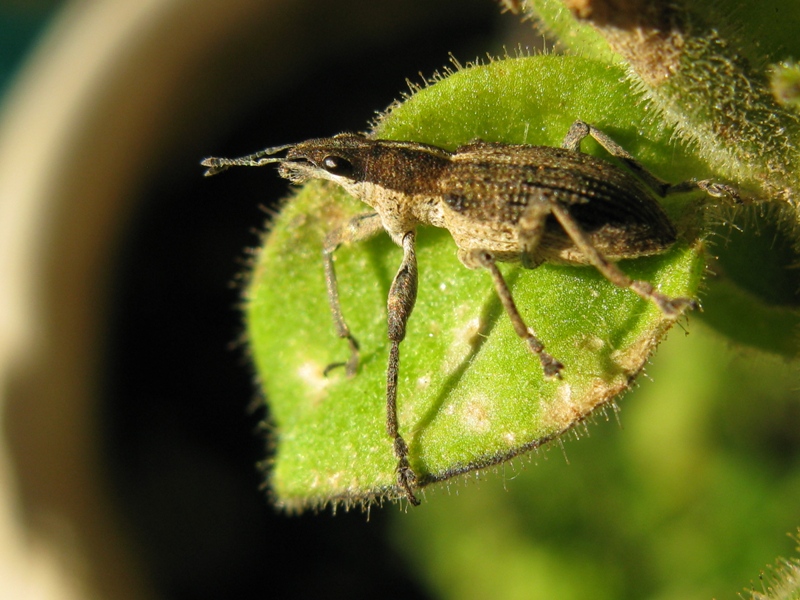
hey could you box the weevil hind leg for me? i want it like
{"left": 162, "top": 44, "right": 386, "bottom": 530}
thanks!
{"left": 323, "top": 212, "right": 384, "bottom": 376}
{"left": 548, "top": 202, "right": 697, "bottom": 318}
{"left": 562, "top": 120, "right": 674, "bottom": 195}
{"left": 563, "top": 120, "right": 741, "bottom": 202}
{"left": 463, "top": 248, "right": 564, "bottom": 378}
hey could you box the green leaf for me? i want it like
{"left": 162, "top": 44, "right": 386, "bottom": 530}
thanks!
{"left": 520, "top": 0, "right": 616, "bottom": 61}
{"left": 247, "top": 55, "right": 712, "bottom": 509}
{"left": 699, "top": 206, "right": 800, "bottom": 359}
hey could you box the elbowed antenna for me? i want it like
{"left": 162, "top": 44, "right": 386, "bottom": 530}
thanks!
{"left": 201, "top": 143, "right": 295, "bottom": 176}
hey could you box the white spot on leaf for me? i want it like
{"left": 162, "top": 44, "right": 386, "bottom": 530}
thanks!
{"left": 461, "top": 395, "right": 492, "bottom": 433}
{"left": 297, "top": 361, "right": 330, "bottom": 403}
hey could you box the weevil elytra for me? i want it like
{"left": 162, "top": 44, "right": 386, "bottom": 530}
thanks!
{"left": 203, "top": 120, "right": 736, "bottom": 506}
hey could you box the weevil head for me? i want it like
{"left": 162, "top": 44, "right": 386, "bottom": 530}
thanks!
{"left": 202, "top": 133, "right": 453, "bottom": 214}
{"left": 278, "top": 133, "right": 373, "bottom": 186}
{"left": 279, "top": 134, "right": 452, "bottom": 201}
{"left": 200, "top": 133, "right": 377, "bottom": 181}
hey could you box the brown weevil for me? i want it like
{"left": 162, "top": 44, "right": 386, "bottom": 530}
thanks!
{"left": 203, "top": 121, "right": 737, "bottom": 506}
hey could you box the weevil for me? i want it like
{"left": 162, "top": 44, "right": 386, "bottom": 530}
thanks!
{"left": 203, "top": 120, "right": 736, "bottom": 506}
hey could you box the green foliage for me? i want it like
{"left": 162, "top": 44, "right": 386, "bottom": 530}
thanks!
{"left": 526, "top": 0, "right": 800, "bottom": 356}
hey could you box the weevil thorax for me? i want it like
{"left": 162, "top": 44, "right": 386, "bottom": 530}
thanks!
{"left": 279, "top": 134, "right": 451, "bottom": 243}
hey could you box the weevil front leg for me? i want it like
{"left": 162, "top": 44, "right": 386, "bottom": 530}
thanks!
{"left": 323, "top": 212, "right": 384, "bottom": 376}
{"left": 325, "top": 217, "right": 421, "bottom": 504}
{"left": 562, "top": 120, "right": 740, "bottom": 201}
{"left": 462, "top": 248, "right": 564, "bottom": 378}
{"left": 386, "top": 231, "right": 420, "bottom": 505}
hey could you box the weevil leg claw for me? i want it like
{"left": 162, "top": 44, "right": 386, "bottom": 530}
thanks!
{"left": 656, "top": 295, "right": 698, "bottom": 319}
{"left": 397, "top": 466, "right": 420, "bottom": 506}
{"left": 695, "top": 179, "right": 742, "bottom": 203}
{"left": 540, "top": 352, "right": 565, "bottom": 379}
{"left": 525, "top": 336, "right": 564, "bottom": 378}
{"left": 322, "top": 335, "right": 360, "bottom": 377}
{"left": 393, "top": 438, "right": 420, "bottom": 505}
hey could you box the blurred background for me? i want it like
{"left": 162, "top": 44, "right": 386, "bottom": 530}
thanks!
{"left": 0, "top": 1, "right": 797, "bottom": 599}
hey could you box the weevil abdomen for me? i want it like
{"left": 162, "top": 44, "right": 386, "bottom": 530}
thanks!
{"left": 440, "top": 142, "right": 677, "bottom": 266}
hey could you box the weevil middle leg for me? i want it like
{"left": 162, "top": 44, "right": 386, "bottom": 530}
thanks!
{"left": 464, "top": 248, "right": 564, "bottom": 378}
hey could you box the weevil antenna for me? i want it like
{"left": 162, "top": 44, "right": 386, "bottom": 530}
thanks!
{"left": 201, "top": 143, "right": 295, "bottom": 176}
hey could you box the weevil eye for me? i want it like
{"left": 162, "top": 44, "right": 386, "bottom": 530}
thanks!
{"left": 321, "top": 155, "right": 354, "bottom": 178}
